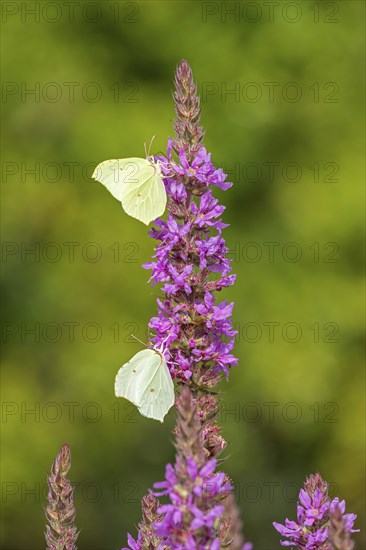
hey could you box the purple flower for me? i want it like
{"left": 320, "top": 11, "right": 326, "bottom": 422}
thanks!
{"left": 191, "top": 191, "right": 226, "bottom": 230}
{"left": 329, "top": 498, "right": 359, "bottom": 535}
{"left": 163, "top": 263, "right": 193, "bottom": 295}
{"left": 163, "top": 140, "right": 232, "bottom": 191}
{"left": 273, "top": 474, "right": 359, "bottom": 550}
{"left": 299, "top": 488, "right": 330, "bottom": 527}
{"left": 327, "top": 497, "right": 359, "bottom": 550}
{"left": 123, "top": 532, "right": 141, "bottom": 550}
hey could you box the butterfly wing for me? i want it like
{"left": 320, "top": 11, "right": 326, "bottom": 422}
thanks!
{"left": 92, "top": 158, "right": 167, "bottom": 225}
{"left": 92, "top": 158, "right": 143, "bottom": 201}
{"left": 114, "top": 349, "right": 160, "bottom": 408}
{"left": 137, "top": 354, "right": 175, "bottom": 422}
{"left": 114, "top": 349, "right": 174, "bottom": 422}
{"left": 119, "top": 161, "right": 167, "bottom": 225}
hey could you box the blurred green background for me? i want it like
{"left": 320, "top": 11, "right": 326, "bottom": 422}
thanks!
{"left": 1, "top": 1, "right": 364, "bottom": 548}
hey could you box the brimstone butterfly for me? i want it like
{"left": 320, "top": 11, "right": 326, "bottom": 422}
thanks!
{"left": 92, "top": 142, "right": 167, "bottom": 225}
{"left": 114, "top": 347, "right": 174, "bottom": 422}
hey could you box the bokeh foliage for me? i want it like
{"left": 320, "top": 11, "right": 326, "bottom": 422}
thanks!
{"left": 1, "top": 1, "right": 364, "bottom": 548}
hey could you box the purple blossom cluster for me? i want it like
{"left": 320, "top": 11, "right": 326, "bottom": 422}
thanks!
{"left": 328, "top": 498, "right": 359, "bottom": 550}
{"left": 124, "top": 388, "right": 250, "bottom": 550}
{"left": 273, "top": 474, "right": 359, "bottom": 549}
{"left": 144, "top": 140, "right": 237, "bottom": 386}
{"left": 153, "top": 457, "right": 230, "bottom": 549}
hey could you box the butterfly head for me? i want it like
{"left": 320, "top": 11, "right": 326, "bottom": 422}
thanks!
{"left": 145, "top": 155, "right": 161, "bottom": 176}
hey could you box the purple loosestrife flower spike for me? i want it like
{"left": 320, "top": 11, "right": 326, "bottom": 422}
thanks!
{"left": 144, "top": 59, "right": 237, "bottom": 392}
{"left": 152, "top": 388, "right": 232, "bottom": 549}
{"left": 273, "top": 473, "right": 359, "bottom": 550}
{"left": 45, "top": 443, "right": 78, "bottom": 550}
{"left": 122, "top": 492, "right": 165, "bottom": 550}
{"left": 328, "top": 498, "right": 359, "bottom": 550}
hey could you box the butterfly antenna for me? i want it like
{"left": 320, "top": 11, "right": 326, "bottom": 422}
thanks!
{"left": 131, "top": 334, "right": 148, "bottom": 347}
{"left": 147, "top": 135, "right": 156, "bottom": 157}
